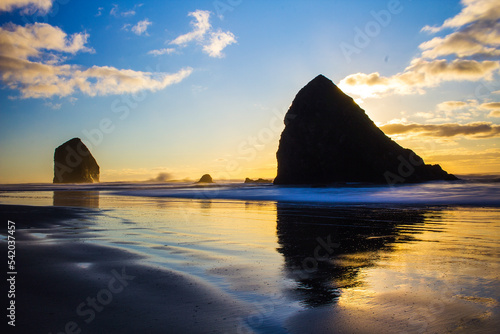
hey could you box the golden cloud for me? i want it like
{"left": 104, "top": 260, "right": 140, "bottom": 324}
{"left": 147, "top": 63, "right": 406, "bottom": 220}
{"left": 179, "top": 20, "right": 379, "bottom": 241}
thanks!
{"left": 339, "top": 59, "right": 499, "bottom": 98}
{"left": 381, "top": 121, "right": 500, "bottom": 138}
{"left": 437, "top": 100, "right": 478, "bottom": 111}
{"left": 480, "top": 102, "right": 500, "bottom": 110}
{"left": 0, "top": 22, "right": 192, "bottom": 98}
{"left": 0, "top": 0, "right": 52, "bottom": 13}
{"left": 340, "top": 0, "right": 500, "bottom": 99}
{"left": 479, "top": 102, "right": 500, "bottom": 117}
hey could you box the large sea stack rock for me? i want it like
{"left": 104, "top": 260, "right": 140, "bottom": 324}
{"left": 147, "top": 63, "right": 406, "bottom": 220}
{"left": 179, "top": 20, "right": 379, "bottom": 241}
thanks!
{"left": 53, "top": 138, "right": 100, "bottom": 183}
{"left": 274, "top": 75, "right": 458, "bottom": 185}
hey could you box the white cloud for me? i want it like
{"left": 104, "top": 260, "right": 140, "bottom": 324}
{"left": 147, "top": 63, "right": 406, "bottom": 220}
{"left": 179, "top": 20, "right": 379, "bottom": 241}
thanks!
{"left": 170, "top": 10, "right": 211, "bottom": 45}
{"left": 110, "top": 4, "right": 142, "bottom": 17}
{"left": 400, "top": 98, "right": 496, "bottom": 124}
{"left": 339, "top": 59, "right": 499, "bottom": 98}
{"left": 203, "top": 29, "right": 236, "bottom": 58}
{"left": 147, "top": 48, "right": 176, "bottom": 56}
{"left": 0, "top": 0, "right": 52, "bottom": 13}
{"left": 419, "top": 26, "right": 500, "bottom": 59}
{"left": 410, "top": 99, "right": 494, "bottom": 123}
{"left": 168, "top": 9, "right": 236, "bottom": 58}
{"left": 0, "top": 22, "right": 192, "bottom": 99}
{"left": 415, "top": 112, "right": 435, "bottom": 119}
{"left": 131, "top": 19, "right": 152, "bottom": 36}
{"left": 121, "top": 9, "right": 136, "bottom": 17}
{"left": 75, "top": 66, "right": 193, "bottom": 97}
{"left": 44, "top": 101, "right": 61, "bottom": 109}
{"left": 422, "top": 0, "right": 500, "bottom": 32}
{"left": 110, "top": 4, "right": 119, "bottom": 17}
{"left": 0, "top": 23, "right": 93, "bottom": 61}
{"left": 419, "top": 1, "right": 500, "bottom": 60}
{"left": 340, "top": 0, "right": 500, "bottom": 99}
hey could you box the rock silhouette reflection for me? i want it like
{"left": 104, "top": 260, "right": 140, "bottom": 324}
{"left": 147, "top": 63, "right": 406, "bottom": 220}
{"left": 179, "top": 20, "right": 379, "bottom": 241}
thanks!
{"left": 53, "top": 191, "right": 100, "bottom": 208}
{"left": 276, "top": 204, "right": 429, "bottom": 307}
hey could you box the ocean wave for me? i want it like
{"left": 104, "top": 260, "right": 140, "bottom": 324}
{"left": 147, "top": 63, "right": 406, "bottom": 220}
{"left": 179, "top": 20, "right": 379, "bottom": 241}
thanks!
{"left": 112, "top": 181, "right": 500, "bottom": 207}
{"left": 1, "top": 181, "right": 498, "bottom": 206}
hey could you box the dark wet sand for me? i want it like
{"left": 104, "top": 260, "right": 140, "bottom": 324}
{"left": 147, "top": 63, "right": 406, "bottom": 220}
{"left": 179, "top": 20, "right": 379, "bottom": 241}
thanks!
{"left": 1, "top": 205, "right": 251, "bottom": 333}
{"left": 2, "top": 202, "right": 499, "bottom": 334}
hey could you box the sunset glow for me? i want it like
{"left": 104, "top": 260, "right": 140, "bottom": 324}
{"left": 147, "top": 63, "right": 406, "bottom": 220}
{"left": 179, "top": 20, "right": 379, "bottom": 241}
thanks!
{"left": 1, "top": 0, "right": 499, "bottom": 183}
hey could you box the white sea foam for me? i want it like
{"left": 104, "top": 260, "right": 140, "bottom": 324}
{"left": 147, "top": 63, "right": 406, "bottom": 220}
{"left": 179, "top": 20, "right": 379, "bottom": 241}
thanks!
{"left": 1, "top": 180, "right": 498, "bottom": 206}
{"left": 112, "top": 181, "right": 499, "bottom": 206}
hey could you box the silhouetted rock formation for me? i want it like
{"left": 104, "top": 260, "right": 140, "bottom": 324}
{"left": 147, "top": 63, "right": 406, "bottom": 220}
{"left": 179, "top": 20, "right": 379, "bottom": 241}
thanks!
{"left": 53, "top": 138, "right": 100, "bottom": 183}
{"left": 244, "top": 178, "right": 272, "bottom": 184}
{"left": 197, "top": 174, "right": 214, "bottom": 183}
{"left": 274, "top": 75, "right": 458, "bottom": 185}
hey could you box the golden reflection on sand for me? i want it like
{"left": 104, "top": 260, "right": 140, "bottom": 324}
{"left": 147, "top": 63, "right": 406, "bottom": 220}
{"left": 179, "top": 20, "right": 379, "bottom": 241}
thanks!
{"left": 1, "top": 190, "right": 498, "bottom": 333}
{"left": 329, "top": 208, "right": 500, "bottom": 333}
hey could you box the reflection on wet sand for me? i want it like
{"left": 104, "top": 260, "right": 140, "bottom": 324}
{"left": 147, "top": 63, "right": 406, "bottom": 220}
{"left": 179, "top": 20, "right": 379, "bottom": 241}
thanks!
{"left": 53, "top": 191, "right": 100, "bottom": 208}
{"left": 2, "top": 190, "right": 498, "bottom": 333}
{"left": 199, "top": 199, "right": 212, "bottom": 210}
{"left": 276, "top": 204, "right": 430, "bottom": 307}
{"left": 280, "top": 206, "right": 500, "bottom": 333}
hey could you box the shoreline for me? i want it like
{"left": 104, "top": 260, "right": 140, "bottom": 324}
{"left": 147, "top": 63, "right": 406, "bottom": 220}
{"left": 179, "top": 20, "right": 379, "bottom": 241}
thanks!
{"left": 1, "top": 180, "right": 498, "bottom": 207}
{"left": 1, "top": 204, "right": 254, "bottom": 333}
{"left": 1, "top": 199, "right": 499, "bottom": 333}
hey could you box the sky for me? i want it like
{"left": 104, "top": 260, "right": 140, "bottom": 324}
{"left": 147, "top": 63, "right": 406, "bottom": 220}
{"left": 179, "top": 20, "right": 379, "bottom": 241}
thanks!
{"left": 0, "top": 0, "right": 499, "bottom": 183}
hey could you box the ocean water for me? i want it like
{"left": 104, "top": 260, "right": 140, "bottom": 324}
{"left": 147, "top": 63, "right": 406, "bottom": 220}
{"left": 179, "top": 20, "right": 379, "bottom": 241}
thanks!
{"left": 1, "top": 181, "right": 499, "bottom": 333}
{"left": 1, "top": 179, "right": 499, "bottom": 206}
{"left": 114, "top": 180, "right": 500, "bottom": 206}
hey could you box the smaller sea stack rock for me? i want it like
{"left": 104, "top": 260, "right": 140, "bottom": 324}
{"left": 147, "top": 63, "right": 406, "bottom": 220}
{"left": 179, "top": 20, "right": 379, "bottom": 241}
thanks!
{"left": 197, "top": 174, "right": 214, "bottom": 183}
{"left": 53, "top": 138, "right": 100, "bottom": 183}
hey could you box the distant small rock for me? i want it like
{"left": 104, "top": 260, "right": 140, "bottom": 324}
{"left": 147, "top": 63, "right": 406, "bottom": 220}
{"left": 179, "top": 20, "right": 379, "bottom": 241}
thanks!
{"left": 244, "top": 178, "right": 272, "bottom": 184}
{"left": 53, "top": 138, "right": 99, "bottom": 183}
{"left": 197, "top": 174, "right": 214, "bottom": 183}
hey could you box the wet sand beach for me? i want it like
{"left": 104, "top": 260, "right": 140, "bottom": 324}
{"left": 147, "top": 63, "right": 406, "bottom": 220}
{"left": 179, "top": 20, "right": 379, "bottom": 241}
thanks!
{"left": 1, "top": 205, "right": 252, "bottom": 333}
{"left": 1, "top": 188, "right": 499, "bottom": 333}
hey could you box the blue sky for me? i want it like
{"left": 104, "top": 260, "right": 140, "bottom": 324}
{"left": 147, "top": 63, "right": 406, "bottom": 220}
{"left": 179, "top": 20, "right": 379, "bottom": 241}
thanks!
{"left": 0, "top": 0, "right": 499, "bottom": 183}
